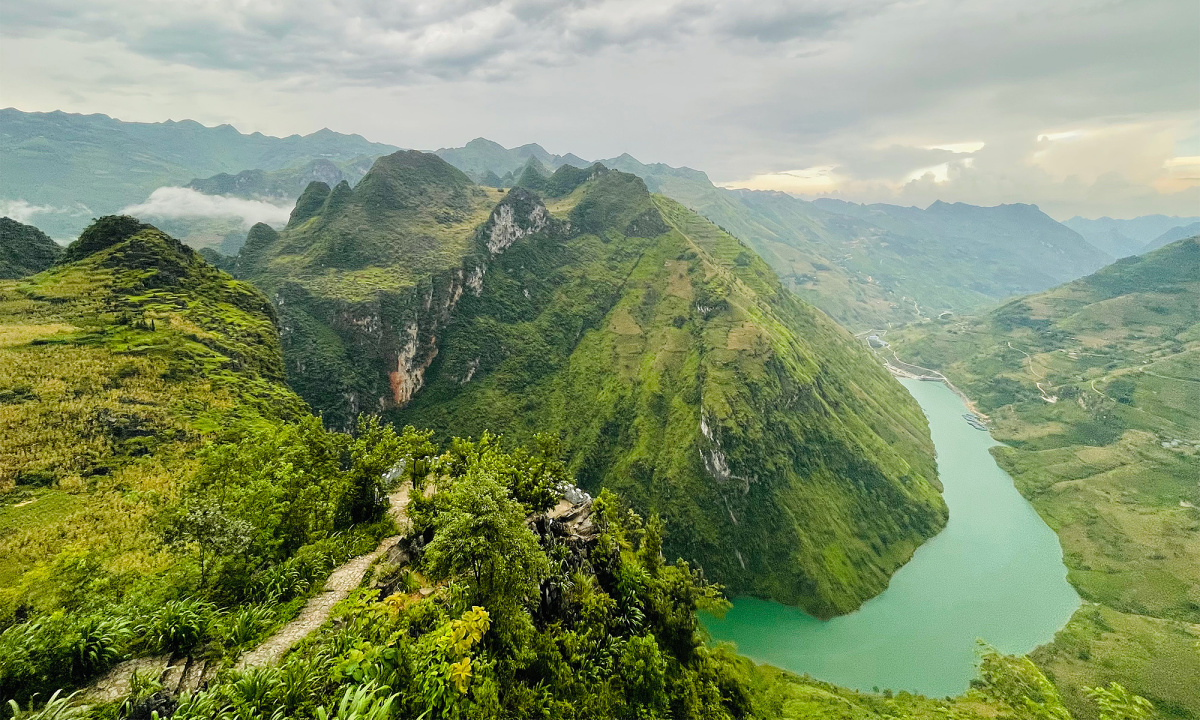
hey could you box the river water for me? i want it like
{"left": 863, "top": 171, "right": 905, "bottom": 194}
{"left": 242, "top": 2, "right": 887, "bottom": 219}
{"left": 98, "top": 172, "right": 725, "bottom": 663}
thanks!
{"left": 703, "top": 378, "right": 1080, "bottom": 697}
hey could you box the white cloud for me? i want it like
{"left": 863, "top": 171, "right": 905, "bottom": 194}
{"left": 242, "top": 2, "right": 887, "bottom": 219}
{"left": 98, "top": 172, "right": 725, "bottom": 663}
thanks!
{"left": 121, "top": 187, "right": 292, "bottom": 228}
{"left": 1, "top": 0, "right": 1196, "bottom": 218}
{"left": 926, "top": 142, "right": 985, "bottom": 154}
{"left": 1, "top": 199, "right": 91, "bottom": 225}
{"left": 1, "top": 199, "right": 58, "bottom": 224}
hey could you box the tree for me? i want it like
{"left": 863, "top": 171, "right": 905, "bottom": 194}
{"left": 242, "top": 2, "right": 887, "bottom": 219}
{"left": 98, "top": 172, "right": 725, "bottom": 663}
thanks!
{"left": 160, "top": 499, "right": 252, "bottom": 587}
{"left": 343, "top": 415, "right": 405, "bottom": 524}
{"left": 422, "top": 471, "right": 549, "bottom": 650}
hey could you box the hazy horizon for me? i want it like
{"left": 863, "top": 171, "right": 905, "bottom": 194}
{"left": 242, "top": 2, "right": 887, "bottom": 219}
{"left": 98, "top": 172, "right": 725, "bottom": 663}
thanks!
{"left": 2, "top": 0, "right": 1197, "bottom": 220}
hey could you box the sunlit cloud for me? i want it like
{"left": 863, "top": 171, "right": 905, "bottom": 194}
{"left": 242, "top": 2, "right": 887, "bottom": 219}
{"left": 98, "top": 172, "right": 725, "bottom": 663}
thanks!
{"left": 719, "top": 165, "right": 842, "bottom": 194}
{"left": 925, "top": 141, "right": 985, "bottom": 154}
{"left": 1036, "top": 130, "right": 1085, "bottom": 143}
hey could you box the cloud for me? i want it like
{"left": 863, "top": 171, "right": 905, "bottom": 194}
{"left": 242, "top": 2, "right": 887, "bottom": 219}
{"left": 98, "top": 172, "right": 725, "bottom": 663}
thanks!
{"left": 0, "top": 0, "right": 891, "bottom": 84}
{"left": 1, "top": 0, "right": 1196, "bottom": 218}
{"left": 122, "top": 188, "right": 292, "bottom": 228}
{"left": 1, "top": 199, "right": 59, "bottom": 224}
{"left": 1, "top": 199, "right": 91, "bottom": 225}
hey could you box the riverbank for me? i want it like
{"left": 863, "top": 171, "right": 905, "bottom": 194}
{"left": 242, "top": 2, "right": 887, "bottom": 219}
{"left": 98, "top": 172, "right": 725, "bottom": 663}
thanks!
{"left": 704, "top": 379, "right": 1078, "bottom": 697}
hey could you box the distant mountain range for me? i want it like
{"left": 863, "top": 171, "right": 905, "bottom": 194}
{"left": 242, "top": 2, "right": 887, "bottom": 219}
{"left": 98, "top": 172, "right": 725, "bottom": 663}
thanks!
{"left": 1062, "top": 214, "right": 1200, "bottom": 258}
{"left": 0, "top": 108, "right": 399, "bottom": 238}
{"left": 4, "top": 110, "right": 1196, "bottom": 330}
{"left": 434, "top": 141, "right": 1115, "bottom": 329}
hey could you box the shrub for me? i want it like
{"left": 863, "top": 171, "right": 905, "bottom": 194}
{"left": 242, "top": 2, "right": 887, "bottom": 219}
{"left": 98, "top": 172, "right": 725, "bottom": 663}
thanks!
{"left": 220, "top": 604, "right": 277, "bottom": 648}
{"left": 141, "top": 599, "right": 217, "bottom": 653}
{"left": 6, "top": 689, "right": 84, "bottom": 720}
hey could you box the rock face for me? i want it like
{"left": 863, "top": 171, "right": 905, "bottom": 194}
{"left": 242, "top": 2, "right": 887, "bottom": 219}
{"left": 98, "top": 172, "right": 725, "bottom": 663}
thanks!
{"left": 235, "top": 151, "right": 521, "bottom": 427}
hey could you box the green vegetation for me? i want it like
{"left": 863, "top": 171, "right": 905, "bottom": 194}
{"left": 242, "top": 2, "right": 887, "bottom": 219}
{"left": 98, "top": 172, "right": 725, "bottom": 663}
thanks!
{"left": 0, "top": 213, "right": 1157, "bottom": 719}
{"left": 391, "top": 162, "right": 948, "bottom": 617}
{"left": 0, "top": 218, "right": 61, "bottom": 279}
{"left": 434, "top": 140, "right": 1114, "bottom": 331}
{"left": 0, "top": 217, "right": 424, "bottom": 706}
{"left": 234, "top": 149, "right": 947, "bottom": 616}
{"left": 892, "top": 237, "right": 1200, "bottom": 718}
{"left": 234, "top": 150, "right": 507, "bottom": 428}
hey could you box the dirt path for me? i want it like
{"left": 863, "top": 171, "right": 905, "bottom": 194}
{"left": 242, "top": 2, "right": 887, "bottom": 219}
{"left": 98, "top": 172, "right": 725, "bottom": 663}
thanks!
{"left": 234, "top": 486, "right": 412, "bottom": 670}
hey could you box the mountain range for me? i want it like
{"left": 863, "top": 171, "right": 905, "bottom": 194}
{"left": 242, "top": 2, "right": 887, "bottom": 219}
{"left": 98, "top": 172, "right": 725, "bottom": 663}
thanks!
{"left": 0, "top": 212, "right": 1092, "bottom": 718}
{"left": 0, "top": 110, "right": 1182, "bottom": 719}
{"left": 6, "top": 110, "right": 1198, "bottom": 333}
{"left": 0, "top": 108, "right": 399, "bottom": 238}
{"left": 1062, "top": 214, "right": 1200, "bottom": 258}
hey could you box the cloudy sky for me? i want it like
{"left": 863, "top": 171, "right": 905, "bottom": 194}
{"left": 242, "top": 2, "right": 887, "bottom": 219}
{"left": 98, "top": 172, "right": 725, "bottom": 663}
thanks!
{"left": 1, "top": 0, "right": 1196, "bottom": 219}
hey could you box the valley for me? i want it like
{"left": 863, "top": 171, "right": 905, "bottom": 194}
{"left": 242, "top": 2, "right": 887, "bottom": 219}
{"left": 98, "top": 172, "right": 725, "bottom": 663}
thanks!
{"left": 890, "top": 237, "right": 1200, "bottom": 718}
{"left": 0, "top": 127, "right": 1191, "bottom": 720}
{"left": 705, "top": 378, "right": 1080, "bottom": 698}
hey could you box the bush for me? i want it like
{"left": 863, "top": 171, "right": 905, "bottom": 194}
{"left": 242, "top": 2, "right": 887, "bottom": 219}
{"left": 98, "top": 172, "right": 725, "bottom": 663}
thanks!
{"left": 141, "top": 599, "right": 217, "bottom": 653}
{"left": 0, "top": 611, "right": 133, "bottom": 703}
{"left": 220, "top": 604, "right": 277, "bottom": 648}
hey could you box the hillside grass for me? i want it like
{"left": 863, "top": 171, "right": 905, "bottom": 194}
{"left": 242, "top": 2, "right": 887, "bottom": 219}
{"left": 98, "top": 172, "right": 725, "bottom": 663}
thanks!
{"left": 0, "top": 226, "right": 304, "bottom": 624}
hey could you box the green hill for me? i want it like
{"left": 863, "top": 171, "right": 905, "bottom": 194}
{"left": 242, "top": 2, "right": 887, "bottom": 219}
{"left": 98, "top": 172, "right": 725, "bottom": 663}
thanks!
{"left": 0, "top": 216, "right": 306, "bottom": 618}
{"left": 237, "top": 152, "right": 947, "bottom": 618}
{"left": 0, "top": 217, "right": 62, "bottom": 278}
{"left": 891, "top": 237, "right": 1200, "bottom": 718}
{"left": 0, "top": 108, "right": 398, "bottom": 238}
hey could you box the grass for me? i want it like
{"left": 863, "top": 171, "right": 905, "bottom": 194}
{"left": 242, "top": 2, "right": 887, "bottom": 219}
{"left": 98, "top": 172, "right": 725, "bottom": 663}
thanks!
{"left": 1031, "top": 604, "right": 1200, "bottom": 720}
{"left": 0, "top": 224, "right": 305, "bottom": 625}
{"left": 890, "top": 237, "right": 1200, "bottom": 718}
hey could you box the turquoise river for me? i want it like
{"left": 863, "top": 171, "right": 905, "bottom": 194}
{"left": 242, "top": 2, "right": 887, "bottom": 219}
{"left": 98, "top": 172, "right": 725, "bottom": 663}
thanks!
{"left": 704, "top": 378, "right": 1081, "bottom": 697}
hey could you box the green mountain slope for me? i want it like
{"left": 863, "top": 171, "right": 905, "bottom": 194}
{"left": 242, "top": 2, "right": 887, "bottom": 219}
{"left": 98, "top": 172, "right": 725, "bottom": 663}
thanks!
{"left": 0, "top": 217, "right": 62, "bottom": 278}
{"left": 812, "top": 198, "right": 1113, "bottom": 299}
{"left": 238, "top": 153, "right": 947, "bottom": 617}
{"left": 235, "top": 151, "right": 506, "bottom": 429}
{"left": 0, "top": 216, "right": 305, "bottom": 617}
{"left": 891, "top": 237, "right": 1200, "bottom": 718}
{"left": 0, "top": 108, "right": 399, "bottom": 238}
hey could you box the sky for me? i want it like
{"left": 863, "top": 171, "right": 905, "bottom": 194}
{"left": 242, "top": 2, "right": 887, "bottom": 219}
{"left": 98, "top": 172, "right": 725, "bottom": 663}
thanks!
{"left": 1, "top": 0, "right": 1197, "bottom": 220}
